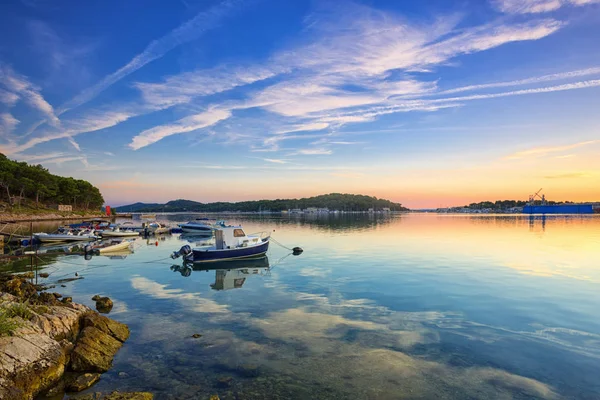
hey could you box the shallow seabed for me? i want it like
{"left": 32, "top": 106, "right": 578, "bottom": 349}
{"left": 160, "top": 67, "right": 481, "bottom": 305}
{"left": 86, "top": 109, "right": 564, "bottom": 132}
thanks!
{"left": 9, "top": 213, "right": 600, "bottom": 399}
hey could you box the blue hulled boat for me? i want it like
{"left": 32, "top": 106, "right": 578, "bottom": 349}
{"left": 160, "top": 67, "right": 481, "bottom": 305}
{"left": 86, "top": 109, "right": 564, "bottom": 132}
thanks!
{"left": 171, "top": 224, "right": 269, "bottom": 263}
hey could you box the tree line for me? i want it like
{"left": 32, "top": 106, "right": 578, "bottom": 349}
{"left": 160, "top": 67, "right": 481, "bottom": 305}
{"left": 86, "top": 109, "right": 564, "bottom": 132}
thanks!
{"left": 0, "top": 153, "right": 104, "bottom": 210}
{"left": 116, "top": 193, "right": 408, "bottom": 212}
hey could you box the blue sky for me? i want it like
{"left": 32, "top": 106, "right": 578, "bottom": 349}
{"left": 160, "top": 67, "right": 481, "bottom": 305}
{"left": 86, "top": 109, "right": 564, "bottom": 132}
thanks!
{"left": 1, "top": 0, "right": 599, "bottom": 208}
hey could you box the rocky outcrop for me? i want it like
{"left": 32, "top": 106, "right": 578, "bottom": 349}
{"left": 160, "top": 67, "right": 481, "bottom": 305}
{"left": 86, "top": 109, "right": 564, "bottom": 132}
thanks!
{"left": 71, "top": 326, "right": 124, "bottom": 372}
{"left": 0, "top": 274, "right": 130, "bottom": 400}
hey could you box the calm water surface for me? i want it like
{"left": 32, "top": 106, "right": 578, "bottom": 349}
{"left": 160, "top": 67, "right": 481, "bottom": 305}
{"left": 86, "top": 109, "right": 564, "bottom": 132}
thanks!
{"left": 6, "top": 214, "right": 600, "bottom": 399}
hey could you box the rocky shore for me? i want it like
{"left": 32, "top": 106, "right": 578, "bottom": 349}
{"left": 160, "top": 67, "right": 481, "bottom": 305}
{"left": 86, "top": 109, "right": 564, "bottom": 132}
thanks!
{"left": 0, "top": 274, "right": 149, "bottom": 400}
{"left": 0, "top": 212, "right": 107, "bottom": 223}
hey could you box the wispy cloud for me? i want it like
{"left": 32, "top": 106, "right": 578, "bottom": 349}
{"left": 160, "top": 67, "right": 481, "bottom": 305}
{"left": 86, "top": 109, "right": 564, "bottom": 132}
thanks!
{"left": 129, "top": 108, "right": 231, "bottom": 150}
{"left": 292, "top": 148, "right": 333, "bottom": 156}
{"left": 0, "top": 88, "right": 20, "bottom": 107}
{"left": 56, "top": 0, "right": 241, "bottom": 115}
{"left": 0, "top": 113, "right": 19, "bottom": 136}
{"left": 492, "top": 0, "right": 600, "bottom": 14}
{"left": 505, "top": 140, "right": 600, "bottom": 159}
{"left": 436, "top": 67, "right": 600, "bottom": 95}
{"left": 0, "top": 64, "right": 59, "bottom": 126}
{"left": 125, "top": 4, "right": 566, "bottom": 150}
{"left": 544, "top": 172, "right": 593, "bottom": 179}
{"left": 261, "top": 158, "right": 288, "bottom": 164}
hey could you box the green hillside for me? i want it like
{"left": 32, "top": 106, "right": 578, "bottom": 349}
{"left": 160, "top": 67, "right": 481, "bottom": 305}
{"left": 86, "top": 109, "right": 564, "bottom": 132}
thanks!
{"left": 0, "top": 153, "right": 104, "bottom": 210}
{"left": 115, "top": 193, "right": 407, "bottom": 212}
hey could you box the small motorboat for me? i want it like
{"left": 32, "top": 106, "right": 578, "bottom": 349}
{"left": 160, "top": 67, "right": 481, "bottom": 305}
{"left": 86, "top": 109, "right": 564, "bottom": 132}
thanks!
{"left": 147, "top": 222, "right": 170, "bottom": 235}
{"left": 91, "top": 240, "right": 133, "bottom": 254}
{"left": 100, "top": 227, "right": 140, "bottom": 237}
{"left": 69, "top": 219, "right": 115, "bottom": 231}
{"left": 178, "top": 220, "right": 214, "bottom": 233}
{"left": 171, "top": 224, "right": 269, "bottom": 263}
{"left": 34, "top": 230, "right": 98, "bottom": 243}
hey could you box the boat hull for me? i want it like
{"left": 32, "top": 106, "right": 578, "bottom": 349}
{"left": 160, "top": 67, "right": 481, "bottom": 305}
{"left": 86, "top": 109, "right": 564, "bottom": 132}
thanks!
{"left": 180, "top": 225, "right": 213, "bottom": 233}
{"left": 34, "top": 234, "right": 97, "bottom": 243}
{"left": 98, "top": 241, "right": 132, "bottom": 253}
{"left": 190, "top": 240, "right": 269, "bottom": 263}
{"left": 100, "top": 231, "right": 140, "bottom": 237}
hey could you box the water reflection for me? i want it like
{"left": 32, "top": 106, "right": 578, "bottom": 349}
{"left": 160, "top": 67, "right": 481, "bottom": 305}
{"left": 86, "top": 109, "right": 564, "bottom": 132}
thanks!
{"left": 170, "top": 257, "right": 271, "bottom": 291}
{"left": 2, "top": 214, "right": 600, "bottom": 399}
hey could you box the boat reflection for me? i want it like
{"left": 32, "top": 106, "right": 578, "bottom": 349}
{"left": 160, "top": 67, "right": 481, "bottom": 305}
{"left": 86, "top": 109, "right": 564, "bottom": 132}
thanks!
{"left": 170, "top": 256, "right": 270, "bottom": 290}
{"left": 178, "top": 232, "right": 214, "bottom": 245}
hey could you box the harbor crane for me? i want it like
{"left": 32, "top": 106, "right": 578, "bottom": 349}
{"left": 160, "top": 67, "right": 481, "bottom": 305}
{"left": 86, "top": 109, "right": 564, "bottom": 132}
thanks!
{"left": 528, "top": 188, "right": 546, "bottom": 205}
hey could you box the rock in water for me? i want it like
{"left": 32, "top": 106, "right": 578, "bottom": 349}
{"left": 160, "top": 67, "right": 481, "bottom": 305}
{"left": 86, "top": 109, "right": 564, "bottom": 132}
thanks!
{"left": 92, "top": 295, "right": 102, "bottom": 301}
{"left": 67, "top": 372, "right": 101, "bottom": 392}
{"left": 191, "top": 333, "right": 202, "bottom": 338}
{"left": 83, "top": 313, "right": 130, "bottom": 342}
{"left": 103, "top": 392, "right": 154, "bottom": 399}
{"left": 39, "top": 272, "right": 50, "bottom": 278}
{"left": 95, "top": 297, "right": 113, "bottom": 314}
{"left": 70, "top": 326, "right": 123, "bottom": 372}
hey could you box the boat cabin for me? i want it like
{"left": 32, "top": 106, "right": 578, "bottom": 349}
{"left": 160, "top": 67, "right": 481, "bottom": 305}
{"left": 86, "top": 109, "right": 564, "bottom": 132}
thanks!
{"left": 214, "top": 226, "right": 261, "bottom": 249}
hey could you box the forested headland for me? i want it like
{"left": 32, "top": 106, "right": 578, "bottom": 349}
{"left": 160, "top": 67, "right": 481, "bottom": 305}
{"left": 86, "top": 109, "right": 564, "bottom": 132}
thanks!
{"left": 116, "top": 193, "right": 408, "bottom": 213}
{"left": 0, "top": 153, "right": 104, "bottom": 210}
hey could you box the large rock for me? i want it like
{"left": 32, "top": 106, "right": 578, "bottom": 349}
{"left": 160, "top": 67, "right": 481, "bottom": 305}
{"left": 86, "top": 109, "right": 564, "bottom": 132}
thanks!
{"left": 70, "top": 326, "right": 123, "bottom": 372}
{"left": 1, "top": 277, "right": 37, "bottom": 299}
{"left": 83, "top": 313, "right": 129, "bottom": 342}
{"left": 31, "top": 303, "right": 90, "bottom": 341}
{"left": 0, "top": 333, "right": 66, "bottom": 400}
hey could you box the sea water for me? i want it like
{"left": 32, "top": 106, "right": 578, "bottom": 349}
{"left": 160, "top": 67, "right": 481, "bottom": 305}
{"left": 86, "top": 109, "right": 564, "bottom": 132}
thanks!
{"left": 5, "top": 213, "right": 600, "bottom": 399}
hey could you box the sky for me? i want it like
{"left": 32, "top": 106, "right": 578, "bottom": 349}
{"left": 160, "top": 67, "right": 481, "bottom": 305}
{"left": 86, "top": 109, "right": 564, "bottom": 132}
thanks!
{"left": 1, "top": 0, "right": 599, "bottom": 208}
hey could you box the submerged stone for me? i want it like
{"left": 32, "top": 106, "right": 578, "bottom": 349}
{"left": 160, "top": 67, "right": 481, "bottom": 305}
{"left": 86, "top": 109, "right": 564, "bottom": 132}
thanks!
{"left": 67, "top": 372, "right": 101, "bottom": 392}
{"left": 39, "top": 272, "right": 50, "bottom": 278}
{"left": 102, "top": 391, "right": 154, "bottom": 400}
{"left": 217, "top": 376, "right": 233, "bottom": 387}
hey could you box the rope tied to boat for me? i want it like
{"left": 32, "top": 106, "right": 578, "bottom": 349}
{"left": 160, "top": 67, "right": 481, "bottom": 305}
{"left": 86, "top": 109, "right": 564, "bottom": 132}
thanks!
{"left": 269, "top": 237, "right": 303, "bottom": 255}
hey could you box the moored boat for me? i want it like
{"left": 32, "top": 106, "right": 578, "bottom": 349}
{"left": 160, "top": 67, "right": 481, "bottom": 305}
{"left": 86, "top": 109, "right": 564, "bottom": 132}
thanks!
{"left": 100, "top": 227, "right": 140, "bottom": 237}
{"left": 178, "top": 220, "right": 214, "bottom": 233}
{"left": 171, "top": 224, "right": 269, "bottom": 263}
{"left": 91, "top": 240, "right": 133, "bottom": 254}
{"left": 34, "top": 230, "right": 98, "bottom": 243}
{"left": 147, "top": 222, "right": 170, "bottom": 235}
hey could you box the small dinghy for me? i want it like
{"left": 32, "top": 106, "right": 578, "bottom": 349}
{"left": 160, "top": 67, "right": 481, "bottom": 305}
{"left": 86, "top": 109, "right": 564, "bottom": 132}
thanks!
{"left": 172, "top": 224, "right": 269, "bottom": 263}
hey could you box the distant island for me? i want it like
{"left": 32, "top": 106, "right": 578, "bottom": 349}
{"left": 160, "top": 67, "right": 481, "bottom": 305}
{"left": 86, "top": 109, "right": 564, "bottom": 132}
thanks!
{"left": 0, "top": 153, "right": 104, "bottom": 214}
{"left": 115, "top": 193, "right": 408, "bottom": 213}
{"left": 435, "top": 199, "right": 599, "bottom": 213}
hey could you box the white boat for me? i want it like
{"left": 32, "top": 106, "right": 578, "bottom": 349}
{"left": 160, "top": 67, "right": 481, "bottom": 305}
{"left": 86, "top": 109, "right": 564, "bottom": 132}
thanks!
{"left": 97, "top": 240, "right": 132, "bottom": 254}
{"left": 178, "top": 220, "right": 214, "bottom": 234}
{"left": 100, "top": 228, "right": 140, "bottom": 238}
{"left": 34, "top": 231, "right": 98, "bottom": 243}
{"left": 147, "top": 222, "right": 170, "bottom": 235}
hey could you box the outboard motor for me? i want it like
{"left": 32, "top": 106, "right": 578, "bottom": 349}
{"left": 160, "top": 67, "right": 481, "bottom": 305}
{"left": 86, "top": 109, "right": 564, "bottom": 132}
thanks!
{"left": 171, "top": 245, "right": 192, "bottom": 259}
